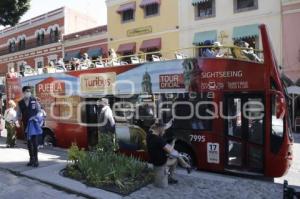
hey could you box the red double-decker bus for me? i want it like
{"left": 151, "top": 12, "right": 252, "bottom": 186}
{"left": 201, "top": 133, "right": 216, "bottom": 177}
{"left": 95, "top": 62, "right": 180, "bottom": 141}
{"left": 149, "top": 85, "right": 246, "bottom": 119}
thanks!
{"left": 6, "top": 24, "right": 293, "bottom": 177}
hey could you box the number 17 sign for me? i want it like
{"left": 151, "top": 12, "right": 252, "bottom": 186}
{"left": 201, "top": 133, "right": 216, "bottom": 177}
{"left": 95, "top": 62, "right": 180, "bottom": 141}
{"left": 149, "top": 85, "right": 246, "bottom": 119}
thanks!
{"left": 207, "top": 142, "right": 220, "bottom": 164}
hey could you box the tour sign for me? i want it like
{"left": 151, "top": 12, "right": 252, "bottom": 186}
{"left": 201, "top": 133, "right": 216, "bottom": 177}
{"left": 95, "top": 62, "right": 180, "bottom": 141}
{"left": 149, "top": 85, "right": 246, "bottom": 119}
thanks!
{"left": 159, "top": 74, "right": 184, "bottom": 89}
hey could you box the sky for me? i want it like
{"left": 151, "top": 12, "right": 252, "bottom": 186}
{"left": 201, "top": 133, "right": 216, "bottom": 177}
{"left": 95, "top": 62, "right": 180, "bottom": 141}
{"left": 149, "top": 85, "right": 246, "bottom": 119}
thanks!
{"left": 1, "top": 0, "right": 107, "bottom": 29}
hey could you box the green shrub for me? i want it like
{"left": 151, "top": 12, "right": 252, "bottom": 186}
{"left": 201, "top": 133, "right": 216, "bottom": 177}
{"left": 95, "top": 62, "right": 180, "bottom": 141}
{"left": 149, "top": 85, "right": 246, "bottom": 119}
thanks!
{"left": 66, "top": 142, "right": 152, "bottom": 193}
{"left": 96, "top": 133, "right": 118, "bottom": 153}
{"left": 67, "top": 143, "right": 86, "bottom": 164}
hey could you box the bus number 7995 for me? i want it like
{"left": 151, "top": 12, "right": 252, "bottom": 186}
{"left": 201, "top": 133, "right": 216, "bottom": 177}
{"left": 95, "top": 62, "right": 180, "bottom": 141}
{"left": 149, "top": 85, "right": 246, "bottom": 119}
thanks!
{"left": 190, "top": 135, "right": 206, "bottom": 143}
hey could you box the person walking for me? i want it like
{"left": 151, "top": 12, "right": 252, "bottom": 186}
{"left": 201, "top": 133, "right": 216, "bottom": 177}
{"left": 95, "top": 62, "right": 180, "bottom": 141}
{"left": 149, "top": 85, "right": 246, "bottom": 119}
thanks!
{"left": 97, "top": 98, "right": 117, "bottom": 150}
{"left": 98, "top": 98, "right": 115, "bottom": 134}
{"left": 4, "top": 100, "right": 18, "bottom": 148}
{"left": 17, "top": 86, "right": 41, "bottom": 167}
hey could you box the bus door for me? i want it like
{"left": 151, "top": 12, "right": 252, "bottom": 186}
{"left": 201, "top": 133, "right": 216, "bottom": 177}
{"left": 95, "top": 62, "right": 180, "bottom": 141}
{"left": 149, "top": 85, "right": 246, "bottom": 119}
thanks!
{"left": 85, "top": 98, "right": 99, "bottom": 148}
{"left": 225, "top": 94, "right": 265, "bottom": 173}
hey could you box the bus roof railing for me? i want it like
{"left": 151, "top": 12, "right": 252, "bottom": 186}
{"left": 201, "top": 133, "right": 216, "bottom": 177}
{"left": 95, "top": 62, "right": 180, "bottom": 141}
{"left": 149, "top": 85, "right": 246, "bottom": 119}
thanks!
{"left": 8, "top": 45, "right": 264, "bottom": 77}
{"left": 96, "top": 45, "right": 264, "bottom": 67}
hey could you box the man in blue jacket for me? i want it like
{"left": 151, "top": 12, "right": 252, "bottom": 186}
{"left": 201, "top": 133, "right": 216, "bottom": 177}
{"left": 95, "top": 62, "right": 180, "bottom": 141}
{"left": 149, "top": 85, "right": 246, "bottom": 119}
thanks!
{"left": 17, "top": 86, "right": 41, "bottom": 167}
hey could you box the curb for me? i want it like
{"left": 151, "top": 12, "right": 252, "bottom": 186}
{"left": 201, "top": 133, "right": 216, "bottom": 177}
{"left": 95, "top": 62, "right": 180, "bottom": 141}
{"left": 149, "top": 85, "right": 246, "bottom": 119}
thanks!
{"left": 0, "top": 167, "right": 96, "bottom": 199}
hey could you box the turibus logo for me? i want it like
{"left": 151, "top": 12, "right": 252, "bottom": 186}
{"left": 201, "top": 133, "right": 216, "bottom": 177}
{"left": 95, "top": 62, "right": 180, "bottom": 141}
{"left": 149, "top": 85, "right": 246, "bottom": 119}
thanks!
{"left": 79, "top": 72, "right": 116, "bottom": 94}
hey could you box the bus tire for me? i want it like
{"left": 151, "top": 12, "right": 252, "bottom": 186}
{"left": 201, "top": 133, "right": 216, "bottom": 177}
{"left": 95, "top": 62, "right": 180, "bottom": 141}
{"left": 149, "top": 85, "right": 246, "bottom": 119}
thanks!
{"left": 175, "top": 142, "right": 196, "bottom": 167}
{"left": 43, "top": 129, "right": 56, "bottom": 147}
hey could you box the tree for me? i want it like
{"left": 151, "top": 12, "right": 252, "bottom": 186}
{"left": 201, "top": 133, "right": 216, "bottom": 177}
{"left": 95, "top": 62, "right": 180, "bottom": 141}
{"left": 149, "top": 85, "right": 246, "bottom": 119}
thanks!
{"left": 0, "top": 0, "right": 30, "bottom": 27}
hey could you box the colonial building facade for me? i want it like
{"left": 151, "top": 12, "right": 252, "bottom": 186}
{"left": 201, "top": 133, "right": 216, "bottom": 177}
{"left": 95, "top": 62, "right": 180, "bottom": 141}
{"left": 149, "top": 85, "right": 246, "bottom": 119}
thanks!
{"left": 106, "top": 0, "right": 180, "bottom": 60}
{"left": 282, "top": 0, "right": 300, "bottom": 82}
{"left": 0, "top": 7, "right": 99, "bottom": 77}
{"left": 63, "top": 26, "right": 108, "bottom": 62}
{"left": 179, "top": 0, "right": 282, "bottom": 61}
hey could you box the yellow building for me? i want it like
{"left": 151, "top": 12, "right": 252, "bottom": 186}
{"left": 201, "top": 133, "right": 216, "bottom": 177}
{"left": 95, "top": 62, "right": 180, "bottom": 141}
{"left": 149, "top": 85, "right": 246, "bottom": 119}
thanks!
{"left": 106, "top": 0, "right": 179, "bottom": 61}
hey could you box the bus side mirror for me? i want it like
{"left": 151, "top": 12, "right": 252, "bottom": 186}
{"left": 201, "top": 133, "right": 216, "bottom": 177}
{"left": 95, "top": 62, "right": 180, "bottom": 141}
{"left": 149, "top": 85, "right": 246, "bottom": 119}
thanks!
{"left": 271, "top": 90, "right": 286, "bottom": 119}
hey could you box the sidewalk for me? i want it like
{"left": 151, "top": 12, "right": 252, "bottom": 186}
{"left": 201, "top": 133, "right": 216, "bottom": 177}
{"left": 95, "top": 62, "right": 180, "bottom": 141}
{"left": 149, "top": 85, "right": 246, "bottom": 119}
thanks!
{"left": 0, "top": 136, "right": 121, "bottom": 199}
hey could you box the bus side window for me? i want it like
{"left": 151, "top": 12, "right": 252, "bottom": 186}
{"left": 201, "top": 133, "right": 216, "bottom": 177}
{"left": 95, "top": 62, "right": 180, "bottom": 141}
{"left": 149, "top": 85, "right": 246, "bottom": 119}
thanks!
{"left": 270, "top": 94, "right": 284, "bottom": 154}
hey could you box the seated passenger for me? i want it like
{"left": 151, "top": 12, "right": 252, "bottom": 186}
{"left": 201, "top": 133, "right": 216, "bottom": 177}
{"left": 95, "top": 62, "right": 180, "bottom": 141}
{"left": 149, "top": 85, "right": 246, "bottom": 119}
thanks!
{"left": 57, "top": 58, "right": 67, "bottom": 71}
{"left": 241, "top": 42, "right": 262, "bottom": 62}
{"left": 202, "top": 40, "right": 215, "bottom": 58}
{"left": 81, "top": 53, "right": 92, "bottom": 68}
{"left": 108, "top": 49, "right": 118, "bottom": 66}
{"left": 19, "top": 61, "right": 26, "bottom": 77}
{"left": 70, "top": 58, "right": 81, "bottom": 70}
{"left": 213, "top": 42, "right": 224, "bottom": 57}
{"left": 231, "top": 40, "right": 249, "bottom": 60}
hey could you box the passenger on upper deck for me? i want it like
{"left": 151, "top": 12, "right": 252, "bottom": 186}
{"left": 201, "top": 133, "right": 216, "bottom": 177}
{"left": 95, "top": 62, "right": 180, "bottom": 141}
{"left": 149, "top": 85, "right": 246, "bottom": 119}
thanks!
{"left": 70, "top": 58, "right": 81, "bottom": 70}
{"left": 108, "top": 49, "right": 119, "bottom": 66}
{"left": 202, "top": 40, "right": 215, "bottom": 58}
{"left": 241, "top": 42, "right": 262, "bottom": 62}
{"left": 109, "top": 49, "right": 118, "bottom": 61}
{"left": 57, "top": 58, "right": 67, "bottom": 71}
{"left": 19, "top": 61, "right": 26, "bottom": 77}
{"left": 81, "top": 53, "right": 92, "bottom": 68}
{"left": 231, "top": 40, "right": 249, "bottom": 60}
{"left": 213, "top": 42, "right": 224, "bottom": 58}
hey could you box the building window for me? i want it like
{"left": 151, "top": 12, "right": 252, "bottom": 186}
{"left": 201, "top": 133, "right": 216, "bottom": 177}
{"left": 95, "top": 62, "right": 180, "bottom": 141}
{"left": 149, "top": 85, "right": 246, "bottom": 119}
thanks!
{"left": 122, "top": 10, "right": 134, "bottom": 22}
{"left": 54, "top": 28, "right": 59, "bottom": 41}
{"left": 194, "top": 0, "right": 215, "bottom": 19}
{"left": 50, "top": 29, "right": 55, "bottom": 43}
{"left": 18, "top": 38, "right": 26, "bottom": 50}
{"left": 37, "top": 61, "right": 43, "bottom": 69}
{"left": 37, "top": 32, "right": 45, "bottom": 46}
{"left": 35, "top": 57, "right": 44, "bottom": 72}
{"left": 234, "top": 0, "right": 258, "bottom": 13}
{"left": 145, "top": 4, "right": 159, "bottom": 17}
{"left": 9, "top": 41, "right": 16, "bottom": 53}
{"left": 50, "top": 28, "right": 59, "bottom": 43}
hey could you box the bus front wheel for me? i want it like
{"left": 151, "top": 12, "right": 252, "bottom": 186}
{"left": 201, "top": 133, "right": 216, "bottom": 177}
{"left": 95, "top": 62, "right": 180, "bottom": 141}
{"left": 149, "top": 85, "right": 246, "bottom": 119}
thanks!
{"left": 43, "top": 129, "right": 56, "bottom": 147}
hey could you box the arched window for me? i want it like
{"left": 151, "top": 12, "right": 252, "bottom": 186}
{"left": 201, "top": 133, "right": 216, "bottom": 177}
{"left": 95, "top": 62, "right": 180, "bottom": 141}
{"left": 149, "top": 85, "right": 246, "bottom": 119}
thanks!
{"left": 50, "top": 29, "right": 55, "bottom": 42}
{"left": 49, "top": 28, "right": 59, "bottom": 43}
{"left": 54, "top": 28, "right": 59, "bottom": 42}
{"left": 18, "top": 38, "right": 26, "bottom": 50}
{"left": 9, "top": 41, "right": 16, "bottom": 52}
{"left": 37, "top": 32, "right": 45, "bottom": 46}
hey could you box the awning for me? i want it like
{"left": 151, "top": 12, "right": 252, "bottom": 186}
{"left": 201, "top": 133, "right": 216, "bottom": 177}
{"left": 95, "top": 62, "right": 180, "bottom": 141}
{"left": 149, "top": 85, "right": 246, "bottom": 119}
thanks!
{"left": 140, "top": 38, "right": 161, "bottom": 52}
{"left": 192, "top": 0, "right": 209, "bottom": 5}
{"left": 87, "top": 48, "right": 102, "bottom": 58}
{"left": 117, "top": 2, "right": 136, "bottom": 13}
{"left": 64, "top": 51, "right": 80, "bottom": 61}
{"left": 193, "top": 30, "right": 217, "bottom": 45}
{"left": 232, "top": 24, "right": 259, "bottom": 40}
{"left": 140, "top": 0, "right": 161, "bottom": 7}
{"left": 117, "top": 42, "right": 136, "bottom": 55}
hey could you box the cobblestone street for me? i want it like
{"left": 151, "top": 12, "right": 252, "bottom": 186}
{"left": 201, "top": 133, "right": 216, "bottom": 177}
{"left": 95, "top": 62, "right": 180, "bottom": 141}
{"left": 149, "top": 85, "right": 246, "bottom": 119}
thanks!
{"left": 126, "top": 171, "right": 282, "bottom": 199}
